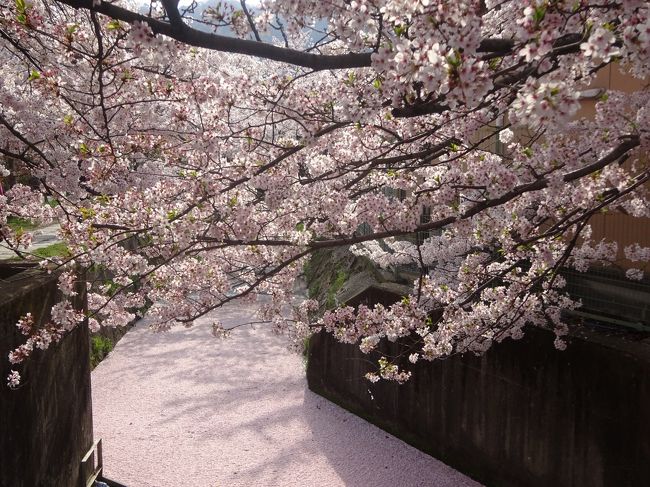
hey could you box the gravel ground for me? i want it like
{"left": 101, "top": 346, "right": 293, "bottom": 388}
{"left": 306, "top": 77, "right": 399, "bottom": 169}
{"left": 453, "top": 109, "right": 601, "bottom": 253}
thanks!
{"left": 92, "top": 303, "right": 483, "bottom": 487}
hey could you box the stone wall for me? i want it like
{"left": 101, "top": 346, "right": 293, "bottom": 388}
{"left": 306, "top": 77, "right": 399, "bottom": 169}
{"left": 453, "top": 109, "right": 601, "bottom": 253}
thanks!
{"left": 0, "top": 263, "right": 93, "bottom": 487}
{"left": 307, "top": 325, "right": 650, "bottom": 487}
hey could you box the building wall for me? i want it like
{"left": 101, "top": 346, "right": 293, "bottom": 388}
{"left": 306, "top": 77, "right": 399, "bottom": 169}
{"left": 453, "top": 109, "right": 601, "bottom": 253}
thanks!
{"left": 579, "top": 64, "right": 650, "bottom": 258}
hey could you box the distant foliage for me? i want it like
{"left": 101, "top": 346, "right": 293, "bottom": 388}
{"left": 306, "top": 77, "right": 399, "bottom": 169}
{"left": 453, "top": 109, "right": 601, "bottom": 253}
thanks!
{"left": 90, "top": 335, "right": 114, "bottom": 369}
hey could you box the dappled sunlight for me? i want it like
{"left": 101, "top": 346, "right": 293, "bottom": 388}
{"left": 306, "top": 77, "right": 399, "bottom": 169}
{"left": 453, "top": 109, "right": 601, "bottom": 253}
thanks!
{"left": 92, "top": 302, "right": 481, "bottom": 486}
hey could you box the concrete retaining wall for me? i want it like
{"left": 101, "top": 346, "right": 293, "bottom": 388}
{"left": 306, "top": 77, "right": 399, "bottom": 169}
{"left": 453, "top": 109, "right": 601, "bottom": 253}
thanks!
{"left": 307, "top": 325, "right": 650, "bottom": 487}
{"left": 0, "top": 263, "right": 93, "bottom": 487}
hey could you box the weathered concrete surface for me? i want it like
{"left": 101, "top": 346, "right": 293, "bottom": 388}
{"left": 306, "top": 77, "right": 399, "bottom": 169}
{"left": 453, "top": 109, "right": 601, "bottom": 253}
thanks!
{"left": 92, "top": 303, "right": 481, "bottom": 486}
{"left": 307, "top": 325, "right": 650, "bottom": 487}
{"left": 0, "top": 263, "right": 93, "bottom": 487}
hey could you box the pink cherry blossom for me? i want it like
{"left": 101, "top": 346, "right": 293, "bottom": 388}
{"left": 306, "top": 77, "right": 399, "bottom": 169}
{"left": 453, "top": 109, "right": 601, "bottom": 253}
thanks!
{"left": 1, "top": 0, "right": 648, "bottom": 385}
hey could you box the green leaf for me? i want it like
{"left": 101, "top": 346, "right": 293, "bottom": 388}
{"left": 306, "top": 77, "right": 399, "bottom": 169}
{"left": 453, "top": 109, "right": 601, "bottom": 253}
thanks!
{"left": 447, "top": 51, "right": 462, "bottom": 69}
{"left": 394, "top": 24, "right": 407, "bottom": 37}
{"left": 107, "top": 20, "right": 122, "bottom": 31}
{"left": 533, "top": 6, "right": 546, "bottom": 25}
{"left": 118, "top": 69, "right": 133, "bottom": 82}
{"left": 28, "top": 69, "right": 40, "bottom": 81}
{"left": 79, "top": 207, "right": 96, "bottom": 220}
{"left": 602, "top": 22, "right": 616, "bottom": 32}
{"left": 95, "top": 194, "right": 111, "bottom": 205}
{"left": 488, "top": 57, "right": 501, "bottom": 70}
{"left": 15, "top": 0, "right": 27, "bottom": 25}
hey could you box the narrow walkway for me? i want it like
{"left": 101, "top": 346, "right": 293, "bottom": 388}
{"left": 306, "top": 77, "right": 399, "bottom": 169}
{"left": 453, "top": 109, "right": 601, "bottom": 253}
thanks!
{"left": 0, "top": 223, "right": 61, "bottom": 259}
{"left": 92, "top": 303, "right": 482, "bottom": 487}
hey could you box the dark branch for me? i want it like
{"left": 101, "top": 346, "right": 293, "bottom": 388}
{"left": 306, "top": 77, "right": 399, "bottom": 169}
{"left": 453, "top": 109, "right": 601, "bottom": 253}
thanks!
{"left": 56, "top": 1, "right": 537, "bottom": 73}
{"left": 160, "top": 0, "right": 184, "bottom": 32}
{"left": 240, "top": 0, "right": 262, "bottom": 42}
{"left": 57, "top": 0, "right": 372, "bottom": 70}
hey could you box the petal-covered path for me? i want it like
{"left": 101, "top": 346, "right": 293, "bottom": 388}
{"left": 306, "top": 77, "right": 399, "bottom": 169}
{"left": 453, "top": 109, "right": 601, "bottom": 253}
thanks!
{"left": 92, "top": 303, "right": 482, "bottom": 487}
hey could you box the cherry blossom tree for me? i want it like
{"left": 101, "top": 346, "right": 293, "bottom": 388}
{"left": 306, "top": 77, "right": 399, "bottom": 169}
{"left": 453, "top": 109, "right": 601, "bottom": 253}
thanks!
{"left": 1, "top": 0, "right": 649, "bottom": 386}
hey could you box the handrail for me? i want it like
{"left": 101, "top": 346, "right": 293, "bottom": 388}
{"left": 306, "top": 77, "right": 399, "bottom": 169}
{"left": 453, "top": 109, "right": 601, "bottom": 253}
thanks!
{"left": 80, "top": 438, "right": 103, "bottom": 487}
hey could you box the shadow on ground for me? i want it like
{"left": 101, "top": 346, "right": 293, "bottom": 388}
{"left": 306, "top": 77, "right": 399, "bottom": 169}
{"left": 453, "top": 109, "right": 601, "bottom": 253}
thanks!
{"left": 92, "top": 303, "right": 481, "bottom": 487}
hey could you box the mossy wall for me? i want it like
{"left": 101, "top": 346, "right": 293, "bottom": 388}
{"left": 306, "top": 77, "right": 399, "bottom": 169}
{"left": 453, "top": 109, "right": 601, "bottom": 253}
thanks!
{"left": 303, "top": 248, "right": 383, "bottom": 310}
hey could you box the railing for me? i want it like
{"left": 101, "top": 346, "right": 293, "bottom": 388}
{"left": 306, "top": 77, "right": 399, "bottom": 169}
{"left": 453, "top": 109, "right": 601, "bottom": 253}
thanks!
{"left": 562, "top": 267, "right": 650, "bottom": 331}
{"left": 80, "top": 438, "right": 103, "bottom": 487}
{"left": 80, "top": 439, "right": 128, "bottom": 487}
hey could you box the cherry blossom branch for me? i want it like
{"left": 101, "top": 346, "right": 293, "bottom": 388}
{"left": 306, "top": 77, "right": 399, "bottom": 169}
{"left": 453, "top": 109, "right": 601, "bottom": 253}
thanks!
{"left": 58, "top": 0, "right": 373, "bottom": 70}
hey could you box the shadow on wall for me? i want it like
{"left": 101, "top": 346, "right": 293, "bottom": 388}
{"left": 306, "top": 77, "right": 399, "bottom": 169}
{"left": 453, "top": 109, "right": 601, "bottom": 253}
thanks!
{"left": 0, "top": 263, "right": 93, "bottom": 487}
{"left": 307, "top": 325, "right": 650, "bottom": 487}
